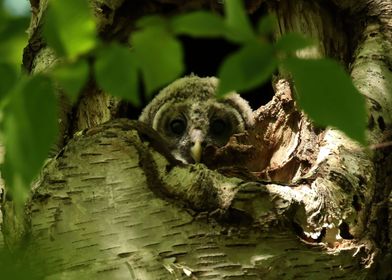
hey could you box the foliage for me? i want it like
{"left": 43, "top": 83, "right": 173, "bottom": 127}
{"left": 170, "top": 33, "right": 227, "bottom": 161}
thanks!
{"left": 2, "top": 76, "right": 58, "bottom": 203}
{"left": 284, "top": 58, "right": 366, "bottom": 142}
{"left": 43, "top": 0, "right": 97, "bottom": 58}
{"left": 94, "top": 43, "right": 139, "bottom": 104}
{"left": 0, "top": 0, "right": 366, "bottom": 205}
{"left": 0, "top": 14, "right": 29, "bottom": 70}
{"left": 132, "top": 24, "right": 184, "bottom": 95}
{"left": 0, "top": 248, "right": 40, "bottom": 280}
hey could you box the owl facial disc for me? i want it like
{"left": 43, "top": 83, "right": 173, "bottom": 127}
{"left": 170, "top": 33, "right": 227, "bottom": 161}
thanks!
{"left": 139, "top": 75, "right": 254, "bottom": 164}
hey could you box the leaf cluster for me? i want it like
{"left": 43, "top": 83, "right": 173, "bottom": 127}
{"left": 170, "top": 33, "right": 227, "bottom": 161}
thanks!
{"left": 0, "top": 0, "right": 367, "bottom": 205}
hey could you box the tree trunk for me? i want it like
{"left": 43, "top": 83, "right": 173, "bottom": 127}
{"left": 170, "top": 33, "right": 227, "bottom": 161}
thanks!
{"left": 1, "top": 0, "right": 391, "bottom": 279}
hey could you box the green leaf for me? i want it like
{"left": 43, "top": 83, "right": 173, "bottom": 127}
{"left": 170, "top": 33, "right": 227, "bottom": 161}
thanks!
{"left": 171, "top": 11, "right": 227, "bottom": 37}
{"left": 257, "top": 14, "right": 277, "bottom": 35}
{"left": 2, "top": 75, "right": 58, "bottom": 199}
{"left": 217, "top": 43, "right": 277, "bottom": 97}
{"left": 43, "top": 0, "right": 96, "bottom": 58}
{"left": 136, "top": 15, "right": 167, "bottom": 28}
{"left": 94, "top": 44, "right": 139, "bottom": 105}
{"left": 0, "top": 0, "right": 6, "bottom": 24}
{"left": 0, "top": 249, "right": 40, "bottom": 280}
{"left": 131, "top": 26, "right": 184, "bottom": 95}
{"left": 52, "top": 59, "right": 89, "bottom": 103}
{"left": 284, "top": 57, "right": 366, "bottom": 144}
{"left": 0, "top": 17, "right": 29, "bottom": 41}
{"left": 0, "top": 17, "right": 29, "bottom": 68}
{"left": 0, "top": 62, "right": 17, "bottom": 100}
{"left": 224, "top": 0, "right": 255, "bottom": 42}
{"left": 275, "top": 33, "right": 314, "bottom": 53}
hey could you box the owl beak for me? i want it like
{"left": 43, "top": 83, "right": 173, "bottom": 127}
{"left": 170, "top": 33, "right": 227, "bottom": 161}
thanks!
{"left": 190, "top": 129, "right": 203, "bottom": 163}
{"left": 191, "top": 140, "right": 202, "bottom": 163}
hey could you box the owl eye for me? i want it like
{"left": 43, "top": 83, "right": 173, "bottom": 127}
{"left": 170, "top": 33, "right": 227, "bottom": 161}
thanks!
{"left": 170, "top": 119, "right": 186, "bottom": 135}
{"left": 210, "top": 119, "right": 228, "bottom": 135}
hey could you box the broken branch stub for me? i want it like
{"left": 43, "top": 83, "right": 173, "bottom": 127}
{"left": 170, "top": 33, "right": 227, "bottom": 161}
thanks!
{"left": 204, "top": 79, "right": 373, "bottom": 245}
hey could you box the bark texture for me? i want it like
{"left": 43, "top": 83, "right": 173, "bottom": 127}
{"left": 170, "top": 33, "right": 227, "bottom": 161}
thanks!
{"left": 23, "top": 118, "right": 368, "bottom": 279}
{"left": 1, "top": 0, "right": 391, "bottom": 279}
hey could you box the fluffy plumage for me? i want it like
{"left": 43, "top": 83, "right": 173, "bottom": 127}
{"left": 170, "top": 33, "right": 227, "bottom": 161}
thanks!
{"left": 139, "top": 75, "right": 254, "bottom": 163}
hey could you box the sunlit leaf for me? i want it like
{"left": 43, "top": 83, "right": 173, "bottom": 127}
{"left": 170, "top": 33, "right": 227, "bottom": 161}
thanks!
{"left": 0, "top": 62, "right": 17, "bottom": 100}
{"left": 224, "top": 0, "right": 255, "bottom": 42}
{"left": 217, "top": 43, "right": 277, "bottom": 96}
{"left": 284, "top": 57, "right": 366, "bottom": 144}
{"left": 1, "top": 75, "right": 58, "bottom": 199}
{"left": 257, "top": 14, "right": 277, "bottom": 35}
{"left": 52, "top": 59, "right": 89, "bottom": 103}
{"left": 171, "top": 11, "right": 227, "bottom": 37}
{"left": 131, "top": 26, "right": 184, "bottom": 95}
{"left": 275, "top": 33, "right": 314, "bottom": 53}
{"left": 94, "top": 44, "right": 139, "bottom": 105}
{"left": 43, "top": 0, "right": 96, "bottom": 58}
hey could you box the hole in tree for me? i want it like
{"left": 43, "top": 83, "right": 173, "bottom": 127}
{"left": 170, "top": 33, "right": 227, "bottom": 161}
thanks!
{"left": 124, "top": 5, "right": 275, "bottom": 119}
{"left": 180, "top": 36, "right": 275, "bottom": 110}
{"left": 99, "top": 4, "right": 112, "bottom": 18}
{"left": 352, "top": 194, "right": 362, "bottom": 211}
{"left": 377, "top": 116, "right": 386, "bottom": 131}
{"left": 339, "top": 221, "right": 354, "bottom": 239}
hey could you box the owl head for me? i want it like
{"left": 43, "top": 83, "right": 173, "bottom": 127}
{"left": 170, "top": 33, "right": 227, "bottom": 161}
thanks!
{"left": 139, "top": 75, "right": 254, "bottom": 163}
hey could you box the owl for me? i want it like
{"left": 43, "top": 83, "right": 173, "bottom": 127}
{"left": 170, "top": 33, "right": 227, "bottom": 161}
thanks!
{"left": 139, "top": 75, "right": 254, "bottom": 163}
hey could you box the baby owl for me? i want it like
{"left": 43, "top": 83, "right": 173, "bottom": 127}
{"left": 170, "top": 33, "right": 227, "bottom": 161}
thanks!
{"left": 139, "top": 75, "right": 254, "bottom": 163}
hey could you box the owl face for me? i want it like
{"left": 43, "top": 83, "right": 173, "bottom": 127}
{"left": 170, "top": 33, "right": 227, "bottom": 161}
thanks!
{"left": 139, "top": 76, "right": 254, "bottom": 163}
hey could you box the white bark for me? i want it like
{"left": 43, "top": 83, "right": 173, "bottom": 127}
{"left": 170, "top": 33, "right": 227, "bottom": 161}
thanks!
{"left": 19, "top": 118, "right": 368, "bottom": 279}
